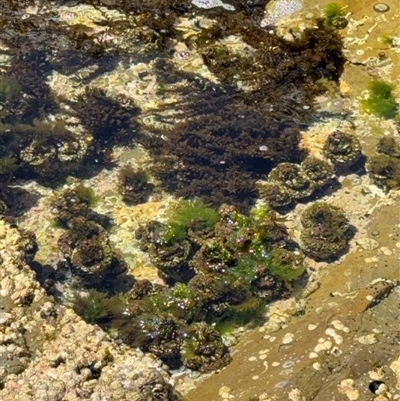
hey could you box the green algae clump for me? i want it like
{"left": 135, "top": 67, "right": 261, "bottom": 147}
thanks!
{"left": 267, "top": 248, "right": 306, "bottom": 287}
{"left": 324, "top": 3, "right": 347, "bottom": 28}
{"left": 74, "top": 183, "right": 100, "bottom": 208}
{"left": 361, "top": 80, "right": 399, "bottom": 119}
{"left": 165, "top": 198, "right": 219, "bottom": 245}
{"left": 71, "top": 289, "right": 124, "bottom": 324}
{"left": 380, "top": 34, "right": 395, "bottom": 48}
{"left": 170, "top": 198, "right": 219, "bottom": 229}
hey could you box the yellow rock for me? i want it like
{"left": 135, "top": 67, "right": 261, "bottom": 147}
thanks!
{"left": 339, "top": 79, "right": 350, "bottom": 95}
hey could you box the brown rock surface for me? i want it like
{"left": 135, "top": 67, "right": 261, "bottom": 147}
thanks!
{"left": 183, "top": 198, "right": 400, "bottom": 400}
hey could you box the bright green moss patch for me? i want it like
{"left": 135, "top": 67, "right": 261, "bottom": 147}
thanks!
{"left": 362, "top": 80, "right": 399, "bottom": 119}
{"left": 267, "top": 248, "right": 306, "bottom": 286}
{"left": 170, "top": 198, "right": 219, "bottom": 228}
{"left": 164, "top": 198, "right": 219, "bottom": 243}
{"left": 162, "top": 222, "right": 187, "bottom": 243}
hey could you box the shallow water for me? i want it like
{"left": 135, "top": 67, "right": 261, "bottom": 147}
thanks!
{"left": 0, "top": 0, "right": 399, "bottom": 400}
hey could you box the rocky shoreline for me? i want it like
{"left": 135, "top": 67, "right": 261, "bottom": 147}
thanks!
{"left": 0, "top": 0, "right": 399, "bottom": 400}
{"left": 0, "top": 218, "right": 178, "bottom": 401}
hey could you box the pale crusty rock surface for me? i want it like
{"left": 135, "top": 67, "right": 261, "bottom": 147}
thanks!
{"left": 0, "top": 219, "right": 177, "bottom": 401}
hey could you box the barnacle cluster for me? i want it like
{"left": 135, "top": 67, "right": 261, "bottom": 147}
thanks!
{"left": 300, "top": 202, "right": 352, "bottom": 260}
{"left": 257, "top": 157, "right": 334, "bottom": 208}
{"left": 366, "top": 136, "right": 400, "bottom": 191}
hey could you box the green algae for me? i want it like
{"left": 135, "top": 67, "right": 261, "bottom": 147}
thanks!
{"left": 169, "top": 198, "right": 219, "bottom": 229}
{"left": 209, "top": 297, "right": 266, "bottom": 336}
{"left": 163, "top": 198, "right": 219, "bottom": 243}
{"left": 71, "top": 289, "right": 125, "bottom": 324}
{"left": 323, "top": 3, "right": 347, "bottom": 28}
{"left": 361, "top": 80, "right": 399, "bottom": 119}
{"left": 74, "top": 183, "right": 100, "bottom": 208}
{"left": 267, "top": 248, "right": 306, "bottom": 287}
{"left": 380, "top": 34, "right": 395, "bottom": 48}
{"left": 162, "top": 222, "right": 188, "bottom": 244}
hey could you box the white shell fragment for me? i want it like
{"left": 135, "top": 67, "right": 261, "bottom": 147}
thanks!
{"left": 314, "top": 340, "right": 332, "bottom": 353}
{"left": 356, "top": 334, "right": 378, "bottom": 344}
{"left": 282, "top": 333, "right": 294, "bottom": 344}
{"left": 331, "top": 320, "right": 350, "bottom": 332}
{"left": 325, "top": 327, "right": 336, "bottom": 337}
{"left": 312, "top": 362, "right": 321, "bottom": 370}
{"left": 337, "top": 379, "right": 360, "bottom": 400}
{"left": 356, "top": 238, "right": 379, "bottom": 250}
{"left": 334, "top": 335, "right": 344, "bottom": 345}
{"left": 288, "top": 388, "right": 305, "bottom": 401}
